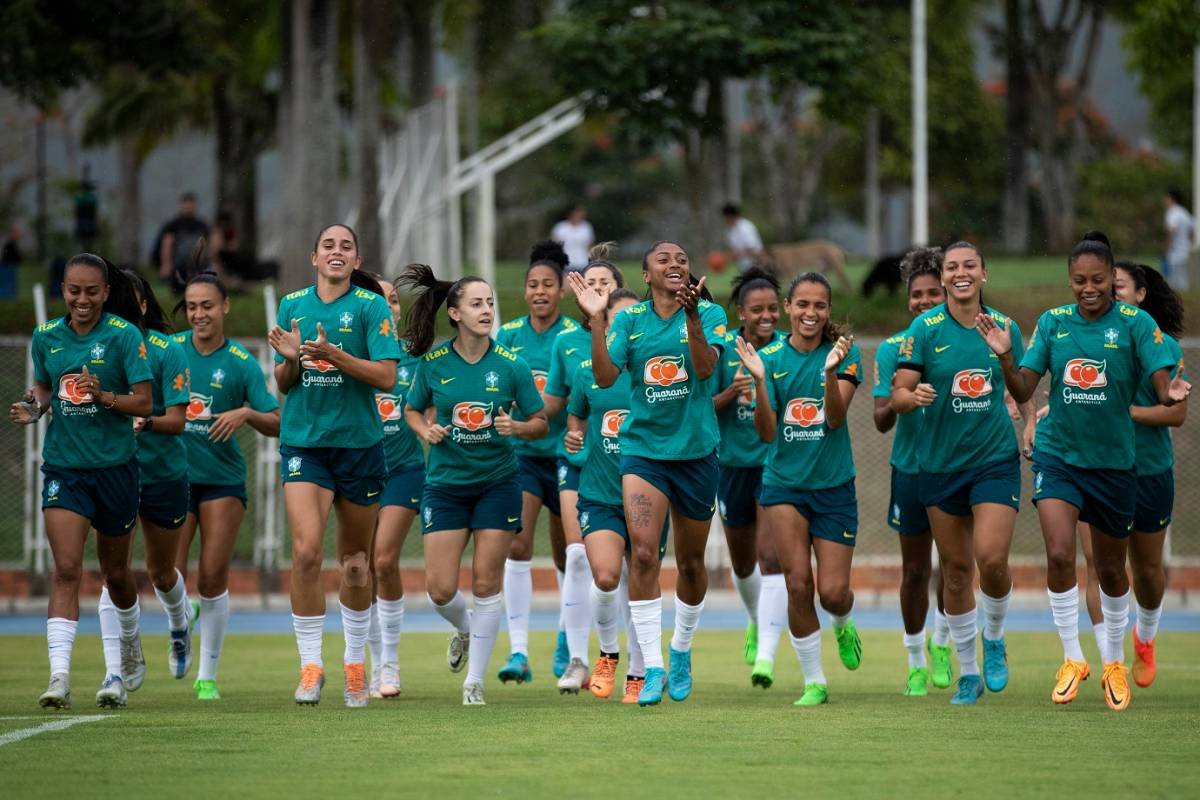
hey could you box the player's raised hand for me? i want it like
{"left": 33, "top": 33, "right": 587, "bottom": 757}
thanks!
{"left": 269, "top": 319, "right": 302, "bottom": 361}
{"left": 567, "top": 272, "right": 608, "bottom": 320}
{"left": 823, "top": 335, "right": 853, "bottom": 373}
{"left": 677, "top": 275, "right": 706, "bottom": 314}
{"left": 494, "top": 405, "right": 515, "bottom": 437}
{"left": 976, "top": 313, "right": 1012, "bottom": 356}
{"left": 300, "top": 322, "right": 336, "bottom": 362}
{"left": 734, "top": 337, "right": 765, "bottom": 382}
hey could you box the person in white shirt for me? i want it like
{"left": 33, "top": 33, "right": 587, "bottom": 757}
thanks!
{"left": 551, "top": 205, "right": 595, "bottom": 273}
{"left": 722, "top": 203, "right": 764, "bottom": 272}
{"left": 1163, "top": 188, "right": 1193, "bottom": 291}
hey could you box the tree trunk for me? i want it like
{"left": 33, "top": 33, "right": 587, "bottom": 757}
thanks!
{"left": 354, "top": 0, "right": 382, "bottom": 272}
{"left": 213, "top": 76, "right": 258, "bottom": 259}
{"left": 115, "top": 136, "right": 141, "bottom": 265}
{"left": 405, "top": 0, "right": 437, "bottom": 106}
{"left": 792, "top": 124, "right": 841, "bottom": 233}
{"left": 1002, "top": 0, "right": 1030, "bottom": 252}
{"left": 864, "top": 106, "right": 881, "bottom": 259}
{"left": 750, "top": 81, "right": 790, "bottom": 237}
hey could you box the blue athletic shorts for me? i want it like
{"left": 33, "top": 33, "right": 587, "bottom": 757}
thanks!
{"left": 557, "top": 458, "right": 581, "bottom": 493}
{"left": 1133, "top": 469, "right": 1174, "bottom": 533}
{"left": 888, "top": 468, "right": 929, "bottom": 536}
{"left": 621, "top": 450, "right": 718, "bottom": 522}
{"left": 188, "top": 483, "right": 247, "bottom": 516}
{"left": 518, "top": 455, "right": 561, "bottom": 516}
{"left": 139, "top": 474, "right": 190, "bottom": 530}
{"left": 421, "top": 474, "right": 522, "bottom": 534}
{"left": 1032, "top": 450, "right": 1135, "bottom": 539}
{"left": 577, "top": 498, "right": 669, "bottom": 558}
{"left": 381, "top": 463, "right": 424, "bottom": 510}
{"left": 42, "top": 461, "right": 139, "bottom": 537}
{"left": 718, "top": 465, "right": 763, "bottom": 528}
{"left": 919, "top": 456, "right": 1020, "bottom": 517}
{"left": 759, "top": 478, "right": 858, "bottom": 546}
{"left": 280, "top": 442, "right": 386, "bottom": 505}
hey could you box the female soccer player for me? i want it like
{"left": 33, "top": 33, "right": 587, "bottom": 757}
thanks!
{"left": 891, "top": 242, "right": 1034, "bottom": 706}
{"left": 737, "top": 272, "right": 862, "bottom": 707}
{"left": 11, "top": 254, "right": 152, "bottom": 709}
{"left": 400, "top": 265, "right": 548, "bottom": 706}
{"left": 95, "top": 270, "right": 192, "bottom": 708}
{"left": 980, "top": 238, "right": 1189, "bottom": 711}
{"left": 367, "top": 276, "right": 425, "bottom": 699}
{"left": 872, "top": 247, "right": 951, "bottom": 696}
{"left": 496, "top": 241, "right": 584, "bottom": 687}
{"left": 570, "top": 241, "right": 729, "bottom": 707}
{"left": 711, "top": 266, "right": 787, "bottom": 685}
{"left": 268, "top": 224, "right": 400, "bottom": 707}
{"left": 173, "top": 272, "right": 280, "bottom": 700}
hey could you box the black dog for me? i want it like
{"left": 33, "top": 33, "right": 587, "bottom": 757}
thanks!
{"left": 861, "top": 253, "right": 906, "bottom": 298}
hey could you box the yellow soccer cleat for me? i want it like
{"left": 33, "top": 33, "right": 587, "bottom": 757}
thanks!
{"left": 1101, "top": 661, "right": 1131, "bottom": 712}
{"left": 1051, "top": 659, "right": 1089, "bottom": 705}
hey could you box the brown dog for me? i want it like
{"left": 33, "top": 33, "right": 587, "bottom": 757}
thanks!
{"left": 763, "top": 240, "right": 852, "bottom": 293}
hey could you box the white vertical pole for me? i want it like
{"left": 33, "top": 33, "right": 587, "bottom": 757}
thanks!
{"left": 259, "top": 285, "right": 279, "bottom": 576}
{"left": 445, "top": 83, "right": 463, "bottom": 280}
{"left": 912, "top": 0, "right": 929, "bottom": 246}
{"left": 30, "top": 284, "right": 48, "bottom": 576}
{"left": 1193, "top": 45, "right": 1200, "bottom": 249}
{"left": 478, "top": 171, "right": 499, "bottom": 334}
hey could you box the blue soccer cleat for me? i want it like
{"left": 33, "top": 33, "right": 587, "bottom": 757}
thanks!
{"left": 552, "top": 630, "right": 570, "bottom": 678}
{"left": 497, "top": 652, "right": 533, "bottom": 684}
{"left": 638, "top": 667, "right": 667, "bottom": 706}
{"left": 950, "top": 674, "right": 984, "bottom": 705}
{"left": 667, "top": 647, "right": 693, "bottom": 702}
{"left": 982, "top": 637, "right": 1009, "bottom": 692}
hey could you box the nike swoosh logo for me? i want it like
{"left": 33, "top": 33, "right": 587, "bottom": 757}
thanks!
{"left": 440, "top": 377, "right": 455, "bottom": 384}
{"left": 772, "top": 371, "right": 788, "bottom": 379}
{"left": 294, "top": 317, "right": 306, "bottom": 323}
{"left": 934, "top": 345, "right": 951, "bottom": 353}
{"left": 50, "top": 347, "right": 64, "bottom": 353}
{"left": 509, "top": 346, "right": 525, "bottom": 352}
{"left": 727, "top": 360, "right": 740, "bottom": 367}
{"left": 507, "top": 516, "right": 519, "bottom": 523}
{"left": 1159, "top": 517, "right": 1169, "bottom": 526}
{"left": 1055, "top": 675, "right": 1078, "bottom": 698}
{"left": 1105, "top": 682, "right": 1120, "bottom": 706}
{"left": 629, "top": 333, "right": 644, "bottom": 340}
{"left": 173, "top": 516, "right": 186, "bottom": 524}
{"left": 1011, "top": 496, "right": 1019, "bottom": 503}
{"left": 411, "top": 498, "right": 420, "bottom": 504}
{"left": 1056, "top": 331, "right": 1070, "bottom": 339}
{"left": 565, "top": 348, "right": 578, "bottom": 355}
{"left": 842, "top": 531, "right": 855, "bottom": 540}
{"left": 366, "top": 491, "right": 379, "bottom": 497}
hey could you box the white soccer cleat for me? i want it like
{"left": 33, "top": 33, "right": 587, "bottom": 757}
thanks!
{"left": 168, "top": 627, "right": 193, "bottom": 679}
{"left": 294, "top": 664, "right": 325, "bottom": 705}
{"left": 95, "top": 673, "right": 128, "bottom": 708}
{"left": 121, "top": 634, "right": 147, "bottom": 691}
{"left": 557, "top": 658, "right": 589, "bottom": 695}
{"left": 343, "top": 663, "right": 369, "bottom": 708}
{"left": 370, "top": 664, "right": 383, "bottom": 699}
{"left": 447, "top": 631, "right": 469, "bottom": 673}
{"left": 378, "top": 663, "right": 402, "bottom": 699}
{"left": 462, "top": 681, "right": 485, "bottom": 706}
{"left": 39, "top": 673, "right": 71, "bottom": 709}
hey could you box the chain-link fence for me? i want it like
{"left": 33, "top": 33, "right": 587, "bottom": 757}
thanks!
{"left": 2, "top": 337, "right": 1197, "bottom": 584}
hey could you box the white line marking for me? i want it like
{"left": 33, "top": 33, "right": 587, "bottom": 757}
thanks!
{"left": 0, "top": 715, "right": 113, "bottom": 747}
{"left": 0, "top": 716, "right": 38, "bottom": 721}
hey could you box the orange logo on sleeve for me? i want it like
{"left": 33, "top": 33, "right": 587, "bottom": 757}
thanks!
{"left": 173, "top": 373, "right": 187, "bottom": 392}
{"left": 379, "top": 319, "right": 391, "bottom": 337}
{"left": 138, "top": 342, "right": 148, "bottom": 360}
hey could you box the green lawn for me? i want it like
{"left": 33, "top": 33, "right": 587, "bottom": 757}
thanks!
{"left": 0, "top": 630, "right": 1196, "bottom": 798}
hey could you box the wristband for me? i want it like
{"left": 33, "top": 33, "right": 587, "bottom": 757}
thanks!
{"left": 102, "top": 392, "right": 118, "bottom": 409}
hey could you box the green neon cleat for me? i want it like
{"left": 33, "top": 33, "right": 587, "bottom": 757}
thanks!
{"left": 750, "top": 658, "right": 774, "bottom": 689}
{"left": 833, "top": 620, "right": 862, "bottom": 671}
{"left": 904, "top": 666, "right": 930, "bottom": 697}
{"left": 194, "top": 678, "right": 221, "bottom": 701}
{"left": 928, "top": 641, "right": 953, "bottom": 689}
{"left": 793, "top": 682, "right": 829, "bottom": 706}
{"left": 743, "top": 622, "right": 758, "bottom": 665}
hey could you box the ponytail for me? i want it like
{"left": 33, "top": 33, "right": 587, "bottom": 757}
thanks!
{"left": 123, "top": 268, "right": 173, "bottom": 333}
{"left": 529, "top": 240, "right": 567, "bottom": 282}
{"left": 397, "top": 264, "right": 488, "bottom": 355}
{"left": 1116, "top": 261, "right": 1184, "bottom": 338}
{"left": 350, "top": 269, "right": 384, "bottom": 297}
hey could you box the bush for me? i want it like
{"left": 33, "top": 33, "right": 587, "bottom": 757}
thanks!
{"left": 1076, "top": 153, "right": 1189, "bottom": 255}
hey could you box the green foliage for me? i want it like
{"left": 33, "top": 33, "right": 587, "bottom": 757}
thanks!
{"left": 1077, "top": 153, "right": 1188, "bottom": 254}
{"left": 1123, "top": 0, "right": 1200, "bottom": 151}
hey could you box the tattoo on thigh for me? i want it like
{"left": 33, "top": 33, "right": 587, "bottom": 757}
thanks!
{"left": 629, "top": 493, "right": 652, "bottom": 530}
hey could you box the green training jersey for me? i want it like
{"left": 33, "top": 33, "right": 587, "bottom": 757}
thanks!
{"left": 873, "top": 330, "right": 923, "bottom": 475}
{"left": 274, "top": 284, "right": 401, "bottom": 449}
{"left": 1021, "top": 301, "right": 1177, "bottom": 471}
{"left": 1132, "top": 334, "right": 1185, "bottom": 475}
{"left": 174, "top": 332, "right": 279, "bottom": 486}
{"left": 496, "top": 314, "right": 579, "bottom": 460}
{"left": 605, "top": 299, "right": 728, "bottom": 461}
{"left": 567, "top": 361, "right": 632, "bottom": 507}
{"left": 32, "top": 313, "right": 152, "bottom": 469}
{"left": 406, "top": 339, "right": 544, "bottom": 486}
{"left": 716, "top": 328, "right": 786, "bottom": 468}
{"left": 137, "top": 330, "right": 190, "bottom": 483}
{"left": 544, "top": 325, "right": 593, "bottom": 467}
{"left": 760, "top": 337, "right": 862, "bottom": 490}
{"left": 376, "top": 341, "right": 424, "bottom": 472}
{"left": 897, "top": 305, "right": 1024, "bottom": 473}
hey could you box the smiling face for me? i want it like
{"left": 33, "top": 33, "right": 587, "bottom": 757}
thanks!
{"left": 1069, "top": 253, "right": 1114, "bottom": 315}
{"left": 449, "top": 280, "right": 495, "bottom": 338}
{"left": 785, "top": 280, "right": 830, "bottom": 343}
{"left": 643, "top": 242, "right": 689, "bottom": 294}
{"left": 310, "top": 225, "right": 362, "bottom": 283}
{"left": 908, "top": 273, "right": 944, "bottom": 316}
{"left": 942, "top": 246, "right": 986, "bottom": 304}
{"left": 738, "top": 286, "right": 779, "bottom": 343}
{"left": 1112, "top": 265, "right": 1144, "bottom": 307}
{"left": 524, "top": 264, "right": 563, "bottom": 323}
{"left": 583, "top": 264, "right": 620, "bottom": 294}
{"left": 185, "top": 281, "right": 229, "bottom": 342}
{"left": 62, "top": 262, "right": 109, "bottom": 326}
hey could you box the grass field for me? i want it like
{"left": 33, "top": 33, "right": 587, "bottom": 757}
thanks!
{"left": 1, "top": 630, "right": 1197, "bottom": 798}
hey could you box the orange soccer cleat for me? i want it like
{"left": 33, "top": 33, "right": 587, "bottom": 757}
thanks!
{"left": 621, "top": 675, "right": 645, "bottom": 705}
{"left": 1132, "top": 631, "right": 1157, "bottom": 688}
{"left": 1051, "top": 659, "right": 1090, "bottom": 705}
{"left": 590, "top": 655, "right": 619, "bottom": 699}
{"left": 1102, "top": 662, "right": 1131, "bottom": 712}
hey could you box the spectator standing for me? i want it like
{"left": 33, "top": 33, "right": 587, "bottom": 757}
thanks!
{"left": 157, "top": 193, "right": 211, "bottom": 293}
{"left": 722, "top": 203, "right": 765, "bottom": 272}
{"left": 1163, "top": 188, "right": 1193, "bottom": 291}
{"left": 551, "top": 205, "right": 595, "bottom": 274}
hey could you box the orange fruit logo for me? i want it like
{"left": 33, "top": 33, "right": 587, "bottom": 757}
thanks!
{"left": 533, "top": 370, "right": 548, "bottom": 393}
{"left": 783, "top": 397, "right": 824, "bottom": 427}
{"left": 1063, "top": 358, "right": 1106, "bottom": 389}
{"left": 950, "top": 368, "right": 992, "bottom": 398}
{"left": 375, "top": 393, "right": 402, "bottom": 421}
{"left": 186, "top": 393, "right": 213, "bottom": 421}
{"left": 643, "top": 355, "right": 688, "bottom": 387}
{"left": 57, "top": 374, "right": 93, "bottom": 405}
{"left": 452, "top": 401, "right": 493, "bottom": 431}
{"left": 601, "top": 409, "right": 628, "bottom": 436}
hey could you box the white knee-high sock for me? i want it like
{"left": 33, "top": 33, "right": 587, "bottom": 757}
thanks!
{"left": 947, "top": 608, "right": 979, "bottom": 677}
{"left": 97, "top": 586, "right": 121, "bottom": 677}
{"left": 733, "top": 565, "right": 762, "bottom": 625}
{"left": 980, "top": 587, "right": 1011, "bottom": 641}
{"left": 1092, "top": 622, "right": 1108, "bottom": 663}
{"left": 431, "top": 591, "right": 470, "bottom": 634}
{"left": 504, "top": 559, "right": 532, "bottom": 656}
{"left": 904, "top": 630, "right": 928, "bottom": 669}
{"left": 366, "top": 603, "right": 382, "bottom": 669}
{"left": 932, "top": 608, "right": 951, "bottom": 647}
{"left": 341, "top": 603, "right": 371, "bottom": 664}
{"left": 790, "top": 630, "right": 826, "bottom": 685}
{"left": 114, "top": 596, "right": 140, "bottom": 641}
{"left": 1136, "top": 601, "right": 1162, "bottom": 643}
{"left": 619, "top": 566, "right": 645, "bottom": 676}
{"left": 556, "top": 567, "right": 566, "bottom": 631}
{"left": 670, "top": 597, "right": 704, "bottom": 652}
{"left": 47, "top": 617, "right": 77, "bottom": 677}
{"left": 592, "top": 583, "right": 620, "bottom": 654}
{"left": 465, "top": 593, "right": 502, "bottom": 685}
{"left": 197, "top": 591, "right": 230, "bottom": 681}
{"left": 377, "top": 597, "right": 405, "bottom": 664}
{"left": 1047, "top": 587, "right": 1085, "bottom": 662}
{"left": 1100, "top": 588, "right": 1130, "bottom": 665}
{"left": 292, "top": 613, "right": 325, "bottom": 668}
{"left": 829, "top": 604, "right": 853, "bottom": 629}
{"left": 153, "top": 569, "right": 190, "bottom": 631}
{"left": 629, "top": 598, "right": 664, "bottom": 670}
{"left": 756, "top": 573, "right": 788, "bottom": 663}
{"left": 562, "top": 543, "right": 591, "bottom": 661}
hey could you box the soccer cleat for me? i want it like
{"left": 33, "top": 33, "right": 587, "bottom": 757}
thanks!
{"left": 950, "top": 674, "right": 983, "bottom": 705}
{"left": 1102, "top": 661, "right": 1131, "bottom": 712}
{"left": 637, "top": 667, "right": 666, "bottom": 706}
{"left": 497, "top": 652, "right": 532, "bottom": 684}
{"left": 378, "top": 663, "right": 402, "bottom": 698}
{"left": 982, "top": 636, "right": 1009, "bottom": 692}
{"left": 589, "top": 655, "right": 618, "bottom": 699}
{"left": 446, "top": 631, "right": 469, "bottom": 673}
{"left": 833, "top": 620, "right": 862, "bottom": 670}
{"left": 552, "top": 630, "right": 570, "bottom": 678}
{"left": 904, "top": 666, "right": 930, "bottom": 697}
{"left": 168, "top": 627, "right": 193, "bottom": 680}
{"left": 558, "top": 657, "right": 589, "bottom": 695}
{"left": 928, "top": 641, "right": 953, "bottom": 689}
{"left": 1051, "top": 659, "right": 1090, "bottom": 704}
{"left": 369, "top": 664, "right": 382, "bottom": 699}
{"left": 39, "top": 673, "right": 71, "bottom": 710}
{"left": 462, "top": 681, "right": 485, "bottom": 706}
{"left": 667, "top": 647, "right": 693, "bottom": 702}
{"left": 194, "top": 678, "right": 221, "bottom": 701}
{"left": 343, "top": 663, "right": 369, "bottom": 708}
{"left": 750, "top": 658, "right": 774, "bottom": 689}
{"left": 294, "top": 663, "right": 325, "bottom": 705}
{"left": 95, "top": 673, "right": 127, "bottom": 708}
{"left": 621, "top": 675, "right": 645, "bottom": 704}
{"left": 1132, "top": 630, "right": 1157, "bottom": 688}
{"left": 121, "top": 633, "right": 147, "bottom": 692}
{"left": 793, "top": 683, "right": 828, "bottom": 706}
{"left": 743, "top": 622, "right": 758, "bottom": 665}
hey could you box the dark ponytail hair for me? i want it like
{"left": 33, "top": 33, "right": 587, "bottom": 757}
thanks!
{"left": 123, "top": 268, "right": 173, "bottom": 333}
{"left": 583, "top": 241, "right": 624, "bottom": 287}
{"left": 63, "top": 253, "right": 143, "bottom": 331}
{"left": 1068, "top": 236, "right": 1114, "bottom": 270}
{"left": 528, "top": 240, "right": 567, "bottom": 282}
{"left": 786, "top": 271, "right": 846, "bottom": 344}
{"left": 1115, "top": 261, "right": 1184, "bottom": 338}
{"left": 900, "top": 246, "right": 943, "bottom": 290}
{"left": 397, "top": 263, "right": 488, "bottom": 355}
{"left": 729, "top": 265, "right": 780, "bottom": 307}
